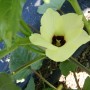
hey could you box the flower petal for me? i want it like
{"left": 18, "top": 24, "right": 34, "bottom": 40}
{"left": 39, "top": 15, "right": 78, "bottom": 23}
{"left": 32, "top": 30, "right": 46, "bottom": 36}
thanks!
{"left": 62, "top": 13, "right": 84, "bottom": 41}
{"left": 63, "top": 13, "right": 83, "bottom": 30}
{"left": 46, "top": 30, "right": 90, "bottom": 62}
{"left": 40, "top": 8, "right": 64, "bottom": 42}
{"left": 29, "top": 33, "right": 58, "bottom": 50}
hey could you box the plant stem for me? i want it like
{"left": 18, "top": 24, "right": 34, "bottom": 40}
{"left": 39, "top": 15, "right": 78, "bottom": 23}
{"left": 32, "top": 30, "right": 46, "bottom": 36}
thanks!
{"left": 68, "top": 0, "right": 90, "bottom": 34}
{"left": 0, "top": 44, "right": 18, "bottom": 59}
{"left": 19, "top": 28, "right": 30, "bottom": 37}
{"left": 27, "top": 46, "right": 45, "bottom": 55}
{"left": 26, "top": 44, "right": 45, "bottom": 55}
{"left": 12, "top": 55, "right": 46, "bottom": 75}
{"left": 17, "top": 37, "right": 30, "bottom": 45}
{"left": 70, "top": 57, "right": 90, "bottom": 75}
{"left": 0, "top": 37, "right": 30, "bottom": 59}
{"left": 31, "top": 68, "right": 57, "bottom": 90}
{"left": 20, "top": 19, "right": 33, "bottom": 35}
{"left": 73, "top": 72, "right": 81, "bottom": 90}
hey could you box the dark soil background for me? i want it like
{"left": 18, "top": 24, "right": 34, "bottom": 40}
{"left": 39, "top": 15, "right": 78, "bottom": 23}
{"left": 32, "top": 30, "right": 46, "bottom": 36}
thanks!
{"left": 0, "top": 0, "right": 90, "bottom": 90}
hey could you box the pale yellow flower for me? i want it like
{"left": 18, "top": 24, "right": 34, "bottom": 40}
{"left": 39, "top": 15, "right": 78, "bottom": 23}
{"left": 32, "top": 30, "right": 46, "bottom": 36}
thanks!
{"left": 29, "top": 8, "right": 90, "bottom": 62}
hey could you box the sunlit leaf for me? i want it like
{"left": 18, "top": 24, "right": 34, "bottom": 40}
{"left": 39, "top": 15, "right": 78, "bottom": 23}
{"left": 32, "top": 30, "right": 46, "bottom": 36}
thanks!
{"left": 0, "top": 73, "right": 21, "bottom": 90}
{"left": 37, "top": 0, "right": 65, "bottom": 14}
{"left": 0, "top": 0, "right": 26, "bottom": 47}
{"left": 59, "top": 60, "right": 77, "bottom": 76}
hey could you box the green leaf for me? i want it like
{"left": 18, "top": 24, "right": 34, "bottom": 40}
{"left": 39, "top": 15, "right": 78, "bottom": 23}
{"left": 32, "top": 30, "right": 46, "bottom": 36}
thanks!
{"left": 37, "top": 0, "right": 65, "bottom": 14}
{"left": 0, "top": 73, "right": 21, "bottom": 90}
{"left": 83, "top": 76, "right": 90, "bottom": 90}
{"left": 59, "top": 60, "right": 77, "bottom": 76}
{"left": 0, "top": 0, "right": 26, "bottom": 47}
{"left": 9, "top": 46, "right": 43, "bottom": 80}
{"left": 20, "top": 19, "right": 32, "bottom": 37}
{"left": 31, "top": 60, "right": 43, "bottom": 70}
{"left": 25, "top": 77, "right": 35, "bottom": 90}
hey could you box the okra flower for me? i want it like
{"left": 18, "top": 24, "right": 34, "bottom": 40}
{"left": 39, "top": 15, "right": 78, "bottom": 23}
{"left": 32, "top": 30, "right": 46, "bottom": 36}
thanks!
{"left": 29, "top": 8, "right": 90, "bottom": 62}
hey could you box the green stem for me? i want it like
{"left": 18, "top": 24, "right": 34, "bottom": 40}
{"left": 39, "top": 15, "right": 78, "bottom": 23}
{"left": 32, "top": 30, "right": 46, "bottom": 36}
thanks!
{"left": 31, "top": 68, "right": 57, "bottom": 90}
{"left": 17, "top": 37, "right": 30, "bottom": 45}
{"left": 27, "top": 46, "right": 45, "bottom": 55}
{"left": 68, "top": 0, "right": 90, "bottom": 34}
{"left": 0, "top": 44, "right": 18, "bottom": 59}
{"left": 12, "top": 55, "right": 46, "bottom": 75}
{"left": 0, "top": 37, "right": 30, "bottom": 59}
{"left": 20, "top": 19, "right": 33, "bottom": 35}
{"left": 19, "top": 28, "right": 30, "bottom": 37}
{"left": 26, "top": 44, "right": 45, "bottom": 55}
{"left": 70, "top": 57, "right": 90, "bottom": 75}
{"left": 0, "top": 37, "right": 45, "bottom": 60}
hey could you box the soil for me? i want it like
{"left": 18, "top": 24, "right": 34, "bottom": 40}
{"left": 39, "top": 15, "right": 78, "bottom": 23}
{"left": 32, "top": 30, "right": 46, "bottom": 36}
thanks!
{"left": 77, "top": 42, "right": 90, "bottom": 68}
{"left": 34, "top": 59, "right": 61, "bottom": 90}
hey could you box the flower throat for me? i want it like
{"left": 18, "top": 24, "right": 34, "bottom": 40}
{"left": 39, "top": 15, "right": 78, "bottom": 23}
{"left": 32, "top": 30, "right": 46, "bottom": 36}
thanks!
{"left": 52, "top": 36, "right": 66, "bottom": 47}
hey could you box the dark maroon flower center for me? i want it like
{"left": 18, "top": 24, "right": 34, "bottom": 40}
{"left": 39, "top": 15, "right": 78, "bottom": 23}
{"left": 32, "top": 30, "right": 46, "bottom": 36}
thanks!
{"left": 52, "top": 36, "right": 66, "bottom": 47}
